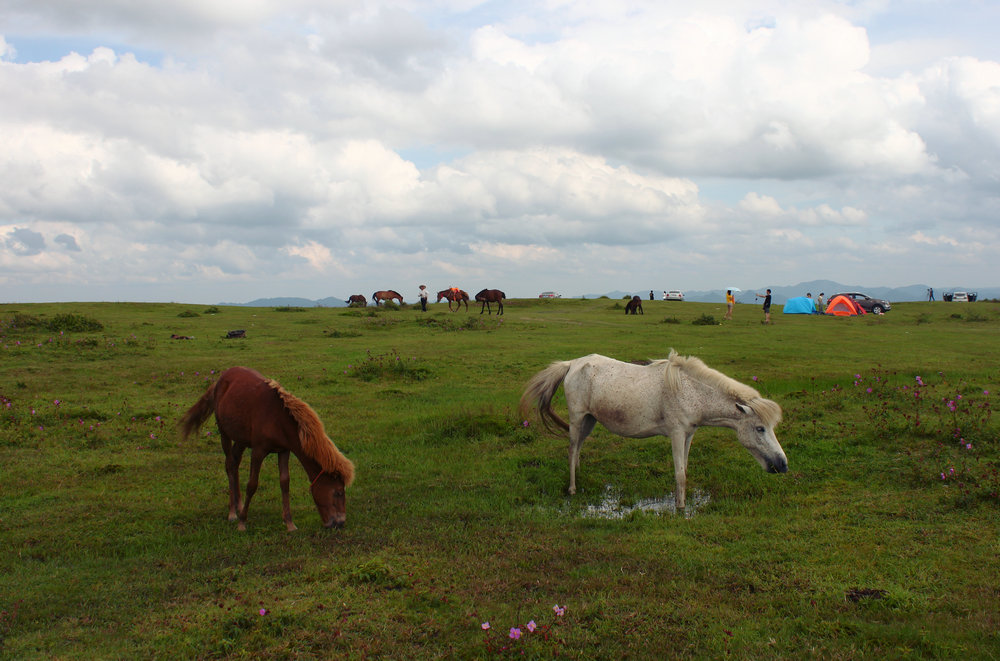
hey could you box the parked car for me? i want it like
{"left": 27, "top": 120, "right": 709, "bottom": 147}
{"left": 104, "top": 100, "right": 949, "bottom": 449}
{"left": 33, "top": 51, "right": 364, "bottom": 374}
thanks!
{"left": 664, "top": 290, "right": 685, "bottom": 301}
{"left": 951, "top": 291, "right": 969, "bottom": 302}
{"left": 538, "top": 291, "right": 561, "bottom": 298}
{"left": 829, "top": 292, "right": 891, "bottom": 314}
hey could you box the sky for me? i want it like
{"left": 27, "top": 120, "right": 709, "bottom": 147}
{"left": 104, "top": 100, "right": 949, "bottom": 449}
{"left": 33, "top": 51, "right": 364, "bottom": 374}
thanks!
{"left": 1, "top": 0, "right": 999, "bottom": 304}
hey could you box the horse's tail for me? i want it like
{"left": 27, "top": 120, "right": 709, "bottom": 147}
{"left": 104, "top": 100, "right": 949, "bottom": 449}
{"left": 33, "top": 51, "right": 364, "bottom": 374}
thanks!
{"left": 519, "top": 361, "right": 571, "bottom": 434}
{"left": 179, "top": 380, "right": 217, "bottom": 441}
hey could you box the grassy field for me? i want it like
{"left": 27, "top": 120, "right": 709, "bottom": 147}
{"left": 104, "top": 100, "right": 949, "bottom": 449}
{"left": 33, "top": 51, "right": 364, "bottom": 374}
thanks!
{"left": 1, "top": 297, "right": 998, "bottom": 659}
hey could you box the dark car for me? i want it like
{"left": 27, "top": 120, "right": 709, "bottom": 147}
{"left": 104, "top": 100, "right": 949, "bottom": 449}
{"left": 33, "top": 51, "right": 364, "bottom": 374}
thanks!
{"left": 830, "top": 292, "right": 891, "bottom": 314}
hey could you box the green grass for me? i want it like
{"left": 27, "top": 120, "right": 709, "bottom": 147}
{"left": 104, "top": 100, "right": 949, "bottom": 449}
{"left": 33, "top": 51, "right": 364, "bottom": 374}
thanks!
{"left": 1, "top": 299, "right": 998, "bottom": 659}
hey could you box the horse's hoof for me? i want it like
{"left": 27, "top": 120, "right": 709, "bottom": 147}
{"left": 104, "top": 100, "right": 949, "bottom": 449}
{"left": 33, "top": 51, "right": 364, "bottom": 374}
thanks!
{"left": 237, "top": 522, "right": 247, "bottom": 531}
{"left": 286, "top": 523, "right": 297, "bottom": 532}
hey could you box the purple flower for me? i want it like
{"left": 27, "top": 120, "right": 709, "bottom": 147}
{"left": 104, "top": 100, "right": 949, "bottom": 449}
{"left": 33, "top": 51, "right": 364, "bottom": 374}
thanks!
{"left": 915, "top": 376, "right": 924, "bottom": 386}
{"left": 553, "top": 604, "right": 565, "bottom": 617}
{"left": 259, "top": 608, "right": 268, "bottom": 616}
{"left": 526, "top": 620, "right": 537, "bottom": 632}
{"left": 509, "top": 627, "right": 521, "bottom": 640}
{"left": 481, "top": 622, "right": 490, "bottom": 630}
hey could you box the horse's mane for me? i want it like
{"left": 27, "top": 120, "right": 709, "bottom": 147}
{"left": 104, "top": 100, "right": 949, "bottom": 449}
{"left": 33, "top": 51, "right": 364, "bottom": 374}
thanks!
{"left": 267, "top": 379, "right": 355, "bottom": 486}
{"left": 658, "top": 350, "right": 782, "bottom": 426}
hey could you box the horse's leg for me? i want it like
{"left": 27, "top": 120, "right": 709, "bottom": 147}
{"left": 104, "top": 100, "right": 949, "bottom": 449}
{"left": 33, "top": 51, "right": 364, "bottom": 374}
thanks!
{"left": 568, "top": 414, "right": 598, "bottom": 495}
{"left": 221, "top": 434, "right": 245, "bottom": 522}
{"left": 278, "top": 450, "right": 296, "bottom": 532}
{"left": 498, "top": 300, "right": 503, "bottom": 315}
{"left": 238, "top": 448, "right": 267, "bottom": 531}
{"left": 670, "top": 430, "right": 693, "bottom": 510}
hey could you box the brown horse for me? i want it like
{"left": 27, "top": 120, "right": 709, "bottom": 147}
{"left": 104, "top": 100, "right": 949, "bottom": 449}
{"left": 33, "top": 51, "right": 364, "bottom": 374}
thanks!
{"left": 475, "top": 288, "right": 506, "bottom": 315}
{"left": 437, "top": 288, "right": 469, "bottom": 311}
{"left": 180, "top": 366, "right": 355, "bottom": 531}
{"left": 625, "top": 296, "right": 643, "bottom": 315}
{"left": 346, "top": 294, "right": 367, "bottom": 307}
{"left": 372, "top": 290, "right": 403, "bottom": 305}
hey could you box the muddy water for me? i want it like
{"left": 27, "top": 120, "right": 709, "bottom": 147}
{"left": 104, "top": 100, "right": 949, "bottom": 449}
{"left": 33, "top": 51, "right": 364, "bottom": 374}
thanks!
{"left": 580, "top": 484, "right": 711, "bottom": 519}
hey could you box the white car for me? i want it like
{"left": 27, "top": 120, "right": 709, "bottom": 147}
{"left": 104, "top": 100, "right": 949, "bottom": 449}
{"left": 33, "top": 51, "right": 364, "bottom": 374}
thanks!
{"left": 952, "top": 292, "right": 969, "bottom": 302}
{"left": 664, "top": 290, "right": 684, "bottom": 301}
{"left": 538, "top": 291, "right": 561, "bottom": 298}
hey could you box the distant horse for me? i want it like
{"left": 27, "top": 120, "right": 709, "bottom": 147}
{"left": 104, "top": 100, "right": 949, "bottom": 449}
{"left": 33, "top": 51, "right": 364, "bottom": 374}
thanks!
{"left": 437, "top": 288, "right": 469, "bottom": 312}
{"left": 346, "top": 294, "right": 367, "bottom": 307}
{"left": 372, "top": 290, "right": 403, "bottom": 305}
{"left": 180, "top": 366, "right": 355, "bottom": 530}
{"left": 519, "top": 351, "right": 786, "bottom": 509}
{"left": 475, "top": 289, "right": 506, "bottom": 315}
{"left": 625, "top": 296, "right": 643, "bottom": 315}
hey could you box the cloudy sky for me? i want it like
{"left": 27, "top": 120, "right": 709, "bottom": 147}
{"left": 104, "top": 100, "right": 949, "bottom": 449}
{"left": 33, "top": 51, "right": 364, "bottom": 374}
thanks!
{"left": 2, "top": 0, "right": 998, "bottom": 303}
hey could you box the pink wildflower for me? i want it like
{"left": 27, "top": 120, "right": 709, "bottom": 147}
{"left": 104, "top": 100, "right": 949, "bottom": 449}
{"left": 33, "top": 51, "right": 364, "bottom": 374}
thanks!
{"left": 526, "top": 620, "right": 537, "bottom": 632}
{"left": 259, "top": 608, "right": 268, "bottom": 616}
{"left": 481, "top": 622, "right": 490, "bottom": 630}
{"left": 509, "top": 627, "right": 521, "bottom": 640}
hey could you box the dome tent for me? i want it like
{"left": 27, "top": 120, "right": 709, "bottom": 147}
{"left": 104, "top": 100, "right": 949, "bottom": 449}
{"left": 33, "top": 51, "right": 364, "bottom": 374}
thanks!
{"left": 783, "top": 296, "right": 817, "bottom": 314}
{"left": 825, "top": 295, "right": 866, "bottom": 316}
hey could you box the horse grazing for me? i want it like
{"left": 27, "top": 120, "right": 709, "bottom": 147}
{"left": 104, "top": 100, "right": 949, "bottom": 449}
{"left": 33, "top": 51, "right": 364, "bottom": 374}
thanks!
{"left": 519, "top": 351, "right": 786, "bottom": 509}
{"left": 475, "top": 289, "right": 506, "bottom": 315}
{"left": 372, "top": 290, "right": 403, "bottom": 305}
{"left": 180, "top": 366, "right": 355, "bottom": 531}
{"left": 437, "top": 288, "right": 469, "bottom": 312}
{"left": 625, "top": 296, "right": 643, "bottom": 315}
{"left": 346, "top": 294, "right": 367, "bottom": 307}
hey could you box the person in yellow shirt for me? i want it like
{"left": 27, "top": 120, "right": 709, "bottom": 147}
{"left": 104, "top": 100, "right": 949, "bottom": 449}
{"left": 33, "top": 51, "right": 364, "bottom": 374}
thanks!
{"left": 725, "top": 289, "right": 735, "bottom": 320}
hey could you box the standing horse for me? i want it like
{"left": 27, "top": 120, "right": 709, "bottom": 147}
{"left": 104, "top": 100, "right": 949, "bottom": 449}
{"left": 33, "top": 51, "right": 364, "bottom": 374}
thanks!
{"left": 346, "top": 294, "right": 367, "bottom": 307}
{"left": 625, "top": 296, "right": 643, "bottom": 315}
{"left": 475, "top": 289, "right": 506, "bottom": 315}
{"left": 437, "top": 288, "right": 469, "bottom": 312}
{"left": 519, "top": 351, "right": 786, "bottom": 509}
{"left": 180, "top": 366, "right": 355, "bottom": 530}
{"left": 372, "top": 290, "right": 403, "bottom": 305}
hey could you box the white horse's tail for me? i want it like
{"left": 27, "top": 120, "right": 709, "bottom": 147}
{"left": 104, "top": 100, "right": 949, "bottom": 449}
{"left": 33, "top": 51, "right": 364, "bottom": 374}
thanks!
{"left": 519, "top": 361, "right": 571, "bottom": 434}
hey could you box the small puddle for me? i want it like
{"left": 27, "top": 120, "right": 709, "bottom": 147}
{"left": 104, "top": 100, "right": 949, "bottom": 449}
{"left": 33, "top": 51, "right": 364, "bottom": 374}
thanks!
{"left": 580, "top": 484, "right": 711, "bottom": 519}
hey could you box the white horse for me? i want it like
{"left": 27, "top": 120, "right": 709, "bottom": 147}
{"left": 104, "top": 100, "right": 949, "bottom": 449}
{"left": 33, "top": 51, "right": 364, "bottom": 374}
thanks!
{"left": 519, "top": 351, "right": 787, "bottom": 509}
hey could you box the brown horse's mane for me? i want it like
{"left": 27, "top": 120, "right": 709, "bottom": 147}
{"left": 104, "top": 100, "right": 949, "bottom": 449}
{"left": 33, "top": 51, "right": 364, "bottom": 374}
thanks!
{"left": 657, "top": 350, "right": 782, "bottom": 426}
{"left": 266, "top": 379, "right": 355, "bottom": 486}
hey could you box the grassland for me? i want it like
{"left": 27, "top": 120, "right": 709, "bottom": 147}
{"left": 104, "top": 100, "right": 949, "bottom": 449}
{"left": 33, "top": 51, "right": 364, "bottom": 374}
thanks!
{"left": 1, "top": 297, "right": 998, "bottom": 659}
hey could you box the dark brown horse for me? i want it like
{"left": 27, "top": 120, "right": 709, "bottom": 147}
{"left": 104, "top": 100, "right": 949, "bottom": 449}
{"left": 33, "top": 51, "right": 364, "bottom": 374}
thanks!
{"left": 475, "top": 288, "right": 506, "bottom": 315}
{"left": 437, "top": 288, "right": 469, "bottom": 312}
{"left": 180, "top": 367, "right": 355, "bottom": 531}
{"left": 625, "top": 296, "right": 643, "bottom": 315}
{"left": 372, "top": 290, "right": 403, "bottom": 305}
{"left": 346, "top": 294, "right": 367, "bottom": 307}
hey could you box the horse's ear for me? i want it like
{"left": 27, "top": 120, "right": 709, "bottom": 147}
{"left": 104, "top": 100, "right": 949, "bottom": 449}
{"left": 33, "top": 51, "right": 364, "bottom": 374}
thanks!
{"left": 735, "top": 402, "right": 752, "bottom": 415}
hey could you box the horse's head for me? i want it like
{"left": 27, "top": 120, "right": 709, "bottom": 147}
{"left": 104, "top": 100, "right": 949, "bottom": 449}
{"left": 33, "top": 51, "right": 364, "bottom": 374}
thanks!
{"left": 310, "top": 472, "right": 348, "bottom": 528}
{"left": 733, "top": 401, "right": 787, "bottom": 474}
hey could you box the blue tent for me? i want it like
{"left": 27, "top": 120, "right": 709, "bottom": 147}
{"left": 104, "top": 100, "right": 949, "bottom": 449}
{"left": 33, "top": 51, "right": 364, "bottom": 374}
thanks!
{"left": 783, "top": 296, "right": 817, "bottom": 314}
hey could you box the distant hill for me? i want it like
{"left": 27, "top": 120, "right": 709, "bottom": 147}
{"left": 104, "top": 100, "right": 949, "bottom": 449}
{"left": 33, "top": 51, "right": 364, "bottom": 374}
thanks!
{"left": 219, "top": 296, "right": 349, "bottom": 307}
{"left": 586, "top": 281, "right": 998, "bottom": 305}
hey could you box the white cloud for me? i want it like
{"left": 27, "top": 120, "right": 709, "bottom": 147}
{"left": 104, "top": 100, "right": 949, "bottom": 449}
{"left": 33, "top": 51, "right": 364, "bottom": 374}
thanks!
{"left": 0, "top": 1, "right": 998, "bottom": 301}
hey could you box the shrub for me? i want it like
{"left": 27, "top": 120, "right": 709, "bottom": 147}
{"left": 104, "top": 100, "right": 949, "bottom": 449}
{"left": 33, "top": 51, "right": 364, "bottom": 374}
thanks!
{"left": 691, "top": 314, "right": 717, "bottom": 326}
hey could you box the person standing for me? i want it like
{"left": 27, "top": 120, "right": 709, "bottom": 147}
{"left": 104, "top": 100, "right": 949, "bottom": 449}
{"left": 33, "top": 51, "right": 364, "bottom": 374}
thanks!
{"left": 649, "top": 290, "right": 654, "bottom": 301}
{"left": 725, "top": 289, "right": 734, "bottom": 320}
{"left": 817, "top": 292, "right": 825, "bottom": 312}
{"left": 418, "top": 285, "right": 429, "bottom": 311}
{"left": 928, "top": 287, "right": 935, "bottom": 302}
{"left": 755, "top": 289, "right": 772, "bottom": 324}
